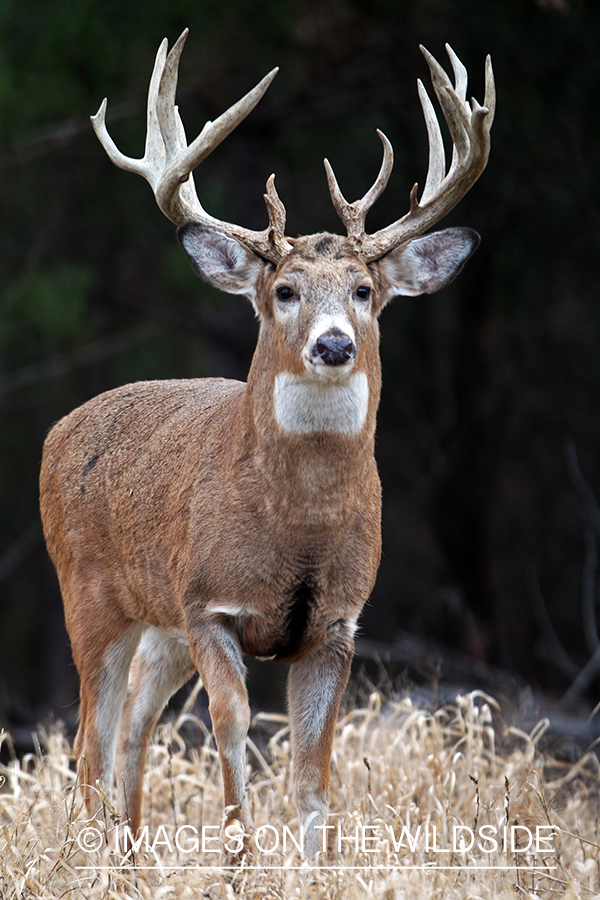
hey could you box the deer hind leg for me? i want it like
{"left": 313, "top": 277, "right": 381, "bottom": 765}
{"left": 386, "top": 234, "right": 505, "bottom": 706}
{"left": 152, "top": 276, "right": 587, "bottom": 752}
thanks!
{"left": 287, "top": 621, "right": 355, "bottom": 864}
{"left": 72, "top": 618, "right": 145, "bottom": 821}
{"left": 186, "top": 618, "right": 251, "bottom": 833}
{"left": 116, "top": 626, "right": 195, "bottom": 836}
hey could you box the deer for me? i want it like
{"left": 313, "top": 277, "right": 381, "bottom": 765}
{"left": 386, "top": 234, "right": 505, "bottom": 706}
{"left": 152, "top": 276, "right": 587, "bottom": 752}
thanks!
{"left": 39, "top": 29, "right": 494, "bottom": 864}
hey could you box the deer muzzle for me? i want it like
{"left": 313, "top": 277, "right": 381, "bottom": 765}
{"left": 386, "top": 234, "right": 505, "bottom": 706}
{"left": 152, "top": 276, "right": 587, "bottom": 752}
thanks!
{"left": 313, "top": 329, "right": 356, "bottom": 367}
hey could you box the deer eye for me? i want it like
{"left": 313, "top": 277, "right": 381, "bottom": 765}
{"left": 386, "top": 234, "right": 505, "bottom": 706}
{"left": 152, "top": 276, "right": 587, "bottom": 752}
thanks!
{"left": 355, "top": 286, "right": 371, "bottom": 301}
{"left": 276, "top": 286, "right": 296, "bottom": 302}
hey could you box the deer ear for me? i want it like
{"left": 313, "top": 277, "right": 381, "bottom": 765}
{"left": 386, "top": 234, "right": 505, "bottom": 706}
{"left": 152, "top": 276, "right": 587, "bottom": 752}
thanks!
{"left": 177, "top": 223, "right": 266, "bottom": 310}
{"left": 374, "top": 227, "right": 480, "bottom": 309}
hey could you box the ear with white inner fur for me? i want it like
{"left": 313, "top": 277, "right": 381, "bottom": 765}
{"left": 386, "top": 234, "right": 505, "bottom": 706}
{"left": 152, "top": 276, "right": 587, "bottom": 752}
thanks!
{"left": 177, "top": 222, "right": 266, "bottom": 311}
{"left": 374, "top": 226, "right": 480, "bottom": 308}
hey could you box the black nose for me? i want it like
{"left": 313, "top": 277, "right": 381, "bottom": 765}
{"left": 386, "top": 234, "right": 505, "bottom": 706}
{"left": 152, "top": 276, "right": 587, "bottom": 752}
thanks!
{"left": 314, "top": 331, "right": 356, "bottom": 366}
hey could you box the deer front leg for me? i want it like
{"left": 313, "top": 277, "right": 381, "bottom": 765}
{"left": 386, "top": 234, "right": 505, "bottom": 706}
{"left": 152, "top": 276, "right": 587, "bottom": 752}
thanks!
{"left": 287, "top": 623, "right": 354, "bottom": 865}
{"left": 186, "top": 618, "right": 251, "bottom": 836}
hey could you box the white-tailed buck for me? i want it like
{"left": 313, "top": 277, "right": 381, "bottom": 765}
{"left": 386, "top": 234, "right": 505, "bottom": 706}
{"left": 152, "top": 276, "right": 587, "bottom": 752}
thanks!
{"left": 40, "top": 30, "right": 494, "bottom": 863}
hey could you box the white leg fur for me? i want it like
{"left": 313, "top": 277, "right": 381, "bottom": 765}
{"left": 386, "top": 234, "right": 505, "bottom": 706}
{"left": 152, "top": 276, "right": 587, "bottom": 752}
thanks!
{"left": 117, "top": 626, "right": 194, "bottom": 819}
{"left": 95, "top": 622, "right": 145, "bottom": 791}
{"left": 287, "top": 621, "right": 355, "bottom": 863}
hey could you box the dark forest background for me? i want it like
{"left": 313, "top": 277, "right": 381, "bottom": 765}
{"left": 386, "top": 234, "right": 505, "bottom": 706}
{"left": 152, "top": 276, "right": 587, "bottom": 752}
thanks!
{"left": 1, "top": 0, "right": 599, "bottom": 739}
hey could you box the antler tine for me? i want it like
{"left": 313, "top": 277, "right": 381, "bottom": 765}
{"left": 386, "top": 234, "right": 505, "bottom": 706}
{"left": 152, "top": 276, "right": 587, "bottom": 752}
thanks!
{"left": 347, "top": 45, "right": 494, "bottom": 263}
{"left": 484, "top": 54, "right": 496, "bottom": 129}
{"left": 263, "top": 175, "right": 292, "bottom": 259}
{"left": 92, "top": 31, "right": 291, "bottom": 264}
{"left": 446, "top": 44, "right": 468, "bottom": 104}
{"left": 417, "top": 79, "right": 445, "bottom": 206}
{"left": 421, "top": 46, "right": 470, "bottom": 164}
{"left": 155, "top": 30, "right": 188, "bottom": 164}
{"left": 91, "top": 38, "right": 169, "bottom": 187}
{"left": 144, "top": 37, "right": 171, "bottom": 188}
{"left": 324, "top": 130, "right": 394, "bottom": 241}
{"left": 444, "top": 43, "right": 468, "bottom": 175}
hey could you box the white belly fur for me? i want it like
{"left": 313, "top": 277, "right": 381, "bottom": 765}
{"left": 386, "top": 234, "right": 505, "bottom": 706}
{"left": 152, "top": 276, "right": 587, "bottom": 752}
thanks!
{"left": 274, "top": 371, "right": 369, "bottom": 435}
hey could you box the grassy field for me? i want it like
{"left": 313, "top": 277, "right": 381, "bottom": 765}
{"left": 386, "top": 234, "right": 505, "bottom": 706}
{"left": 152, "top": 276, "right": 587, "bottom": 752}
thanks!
{"left": 1, "top": 689, "right": 599, "bottom": 899}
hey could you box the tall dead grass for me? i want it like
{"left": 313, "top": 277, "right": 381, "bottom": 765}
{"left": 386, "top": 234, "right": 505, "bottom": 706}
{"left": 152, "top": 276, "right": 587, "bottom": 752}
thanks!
{"left": 1, "top": 690, "right": 599, "bottom": 899}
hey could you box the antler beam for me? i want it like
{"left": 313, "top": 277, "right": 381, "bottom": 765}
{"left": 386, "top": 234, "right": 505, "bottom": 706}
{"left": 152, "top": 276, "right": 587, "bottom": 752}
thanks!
{"left": 91, "top": 29, "right": 292, "bottom": 263}
{"left": 325, "top": 45, "right": 495, "bottom": 262}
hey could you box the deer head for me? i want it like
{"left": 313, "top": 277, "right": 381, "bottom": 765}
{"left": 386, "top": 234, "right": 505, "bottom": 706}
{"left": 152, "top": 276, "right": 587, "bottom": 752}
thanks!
{"left": 91, "top": 28, "right": 494, "bottom": 311}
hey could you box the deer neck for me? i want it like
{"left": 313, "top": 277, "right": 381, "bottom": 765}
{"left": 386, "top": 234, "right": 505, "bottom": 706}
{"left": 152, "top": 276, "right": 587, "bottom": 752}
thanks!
{"left": 241, "top": 322, "right": 382, "bottom": 527}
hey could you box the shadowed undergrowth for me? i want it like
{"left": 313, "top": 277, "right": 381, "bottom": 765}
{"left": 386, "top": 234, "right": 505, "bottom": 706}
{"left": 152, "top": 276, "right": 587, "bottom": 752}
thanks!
{"left": 1, "top": 691, "right": 599, "bottom": 898}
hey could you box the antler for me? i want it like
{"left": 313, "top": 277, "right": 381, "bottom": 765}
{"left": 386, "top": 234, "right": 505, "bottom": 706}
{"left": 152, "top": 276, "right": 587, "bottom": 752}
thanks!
{"left": 91, "top": 30, "right": 292, "bottom": 264}
{"left": 324, "top": 45, "right": 495, "bottom": 262}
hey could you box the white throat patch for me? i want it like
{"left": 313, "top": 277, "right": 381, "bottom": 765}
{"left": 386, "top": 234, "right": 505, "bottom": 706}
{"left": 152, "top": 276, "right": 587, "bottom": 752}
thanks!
{"left": 274, "top": 371, "right": 369, "bottom": 435}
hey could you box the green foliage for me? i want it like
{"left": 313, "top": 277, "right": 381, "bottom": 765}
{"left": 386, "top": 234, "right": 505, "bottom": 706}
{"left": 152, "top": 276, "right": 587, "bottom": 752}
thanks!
{"left": 1, "top": 264, "right": 95, "bottom": 360}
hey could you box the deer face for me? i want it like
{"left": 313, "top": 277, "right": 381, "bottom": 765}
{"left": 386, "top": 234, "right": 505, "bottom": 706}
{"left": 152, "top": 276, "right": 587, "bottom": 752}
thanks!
{"left": 177, "top": 223, "right": 479, "bottom": 439}
{"left": 178, "top": 224, "right": 480, "bottom": 383}
{"left": 269, "top": 235, "right": 376, "bottom": 382}
{"left": 178, "top": 226, "right": 375, "bottom": 380}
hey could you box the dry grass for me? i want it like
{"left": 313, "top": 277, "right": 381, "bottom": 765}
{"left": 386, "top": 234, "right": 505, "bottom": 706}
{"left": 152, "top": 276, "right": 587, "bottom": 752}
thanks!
{"left": 1, "top": 690, "right": 600, "bottom": 899}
